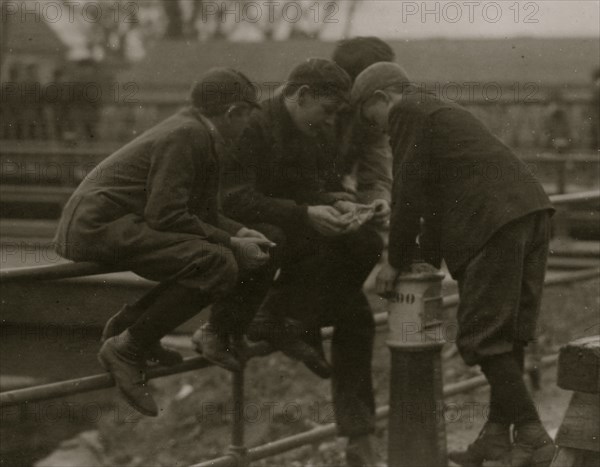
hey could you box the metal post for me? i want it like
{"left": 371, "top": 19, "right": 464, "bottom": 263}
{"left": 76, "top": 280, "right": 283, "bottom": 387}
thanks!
{"left": 386, "top": 268, "right": 447, "bottom": 467}
{"left": 228, "top": 336, "right": 248, "bottom": 466}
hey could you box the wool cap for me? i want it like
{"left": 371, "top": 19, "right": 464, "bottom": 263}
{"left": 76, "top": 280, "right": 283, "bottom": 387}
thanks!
{"left": 286, "top": 58, "right": 351, "bottom": 102}
{"left": 351, "top": 62, "right": 411, "bottom": 106}
{"left": 191, "top": 67, "right": 259, "bottom": 114}
{"left": 332, "top": 36, "right": 395, "bottom": 81}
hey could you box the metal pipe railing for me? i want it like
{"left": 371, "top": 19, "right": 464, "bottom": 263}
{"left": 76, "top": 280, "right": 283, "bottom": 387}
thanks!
{"left": 0, "top": 190, "right": 597, "bottom": 284}
{"left": 189, "top": 354, "right": 559, "bottom": 467}
{"left": 0, "top": 189, "right": 597, "bottom": 466}
{"left": 1, "top": 267, "right": 597, "bottom": 408}
{"left": 0, "top": 262, "right": 123, "bottom": 283}
{"left": 550, "top": 189, "right": 600, "bottom": 205}
{"left": 0, "top": 292, "right": 460, "bottom": 408}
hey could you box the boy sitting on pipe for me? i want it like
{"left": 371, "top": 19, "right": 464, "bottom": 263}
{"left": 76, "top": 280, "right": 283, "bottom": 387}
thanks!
{"left": 54, "top": 69, "right": 278, "bottom": 416}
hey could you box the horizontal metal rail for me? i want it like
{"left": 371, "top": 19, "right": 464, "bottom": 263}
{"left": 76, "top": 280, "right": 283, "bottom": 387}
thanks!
{"left": 1, "top": 267, "right": 597, "bottom": 409}
{"left": 550, "top": 190, "right": 600, "bottom": 205}
{"left": 0, "top": 141, "right": 120, "bottom": 157}
{"left": 521, "top": 153, "right": 600, "bottom": 164}
{"left": 189, "top": 354, "right": 559, "bottom": 467}
{"left": 1, "top": 191, "right": 597, "bottom": 285}
{"left": 0, "top": 262, "right": 124, "bottom": 283}
{"left": 1, "top": 143, "right": 597, "bottom": 162}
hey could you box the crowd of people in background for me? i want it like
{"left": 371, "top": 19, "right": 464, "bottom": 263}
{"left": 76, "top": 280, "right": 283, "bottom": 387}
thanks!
{"left": 1, "top": 60, "right": 106, "bottom": 142}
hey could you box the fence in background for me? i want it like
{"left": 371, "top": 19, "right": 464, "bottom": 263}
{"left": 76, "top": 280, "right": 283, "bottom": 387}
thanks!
{"left": 2, "top": 82, "right": 599, "bottom": 150}
{"left": 1, "top": 140, "right": 597, "bottom": 235}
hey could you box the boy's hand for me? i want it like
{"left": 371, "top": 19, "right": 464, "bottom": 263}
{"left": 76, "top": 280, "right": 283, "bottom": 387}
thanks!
{"left": 236, "top": 227, "right": 276, "bottom": 247}
{"left": 334, "top": 201, "right": 377, "bottom": 233}
{"left": 230, "top": 237, "right": 272, "bottom": 270}
{"left": 369, "top": 199, "right": 391, "bottom": 227}
{"left": 326, "top": 191, "right": 357, "bottom": 202}
{"left": 410, "top": 262, "right": 439, "bottom": 274}
{"left": 376, "top": 263, "right": 400, "bottom": 298}
{"left": 307, "top": 205, "right": 350, "bottom": 236}
{"left": 333, "top": 200, "right": 359, "bottom": 214}
{"left": 341, "top": 175, "right": 357, "bottom": 193}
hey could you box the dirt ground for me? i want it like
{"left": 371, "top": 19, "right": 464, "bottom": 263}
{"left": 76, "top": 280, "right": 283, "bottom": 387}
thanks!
{"left": 88, "top": 278, "right": 599, "bottom": 467}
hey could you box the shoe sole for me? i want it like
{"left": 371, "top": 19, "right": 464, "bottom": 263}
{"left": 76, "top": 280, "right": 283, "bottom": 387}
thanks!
{"left": 97, "top": 353, "right": 158, "bottom": 417}
{"left": 103, "top": 324, "right": 181, "bottom": 367}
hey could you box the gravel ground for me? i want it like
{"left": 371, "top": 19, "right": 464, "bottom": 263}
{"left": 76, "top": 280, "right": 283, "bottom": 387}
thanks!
{"left": 92, "top": 279, "right": 598, "bottom": 467}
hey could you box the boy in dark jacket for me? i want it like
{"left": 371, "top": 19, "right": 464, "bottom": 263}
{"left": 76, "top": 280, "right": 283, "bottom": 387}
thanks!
{"left": 221, "top": 59, "right": 385, "bottom": 467}
{"left": 353, "top": 62, "right": 556, "bottom": 467}
{"left": 55, "top": 68, "right": 277, "bottom": 416}
{"left": 333, "top": 36, "right": 396, "bottom": 210}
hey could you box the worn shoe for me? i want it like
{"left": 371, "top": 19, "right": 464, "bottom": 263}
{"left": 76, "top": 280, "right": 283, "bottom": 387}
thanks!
{"left": 98, "top": 330, "right": 158, "bottom": 417}
{"left": 102, "top": 306, "right": 183, "bottom": 367}
{"left": 192, "top": 324, "right": 242, "bottom": 372}
{"left": 346, "top": 435, "right": 385, "bottom": 467}
{"left": 247, "top": 318, "right": 332, "bottom": 379}
{"left": 508, "top": 422, "right": 555, "bottom": 467}
{"left": 279, "top": 338, "right": 332, "bottom": 379}
{"left": 448, "top": 422, "right": 511, "bottom": 467}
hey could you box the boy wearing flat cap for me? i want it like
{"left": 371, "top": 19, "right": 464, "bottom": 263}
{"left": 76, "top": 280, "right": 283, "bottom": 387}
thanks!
{"left": 332, "top": 36, "right": 396, "bottom": 213}
{"left": 55, "top": 68, "right": 278, "bottom": 416}
{"left": 221, "top": 58, "right": 384, "bottom": 466}
{"left": 353, "top": 62, "right": 556, "bottom": 467}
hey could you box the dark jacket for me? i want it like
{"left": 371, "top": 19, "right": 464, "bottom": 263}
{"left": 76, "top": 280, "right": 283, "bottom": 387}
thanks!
{"left": 338, "top": 110, "right": 392, "bottom": 204}
{"left": 388, "top": 91, "right": 554, "bottom": 276}
{"left": 221, "top": 94, "right": 345, "bottom": 229}
{"left": 55, "top": 107, "right": 242, "bottom": 261}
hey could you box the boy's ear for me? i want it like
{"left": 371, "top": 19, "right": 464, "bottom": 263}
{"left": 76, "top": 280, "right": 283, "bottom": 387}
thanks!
{"left": 296, "top": 85, "right": 312, "bottom": 106}
{"left": 373, "top": 89, "right": 391, "bottom": 103}
{"left": 226, "top": 103, "right": 250, "bottom": 119}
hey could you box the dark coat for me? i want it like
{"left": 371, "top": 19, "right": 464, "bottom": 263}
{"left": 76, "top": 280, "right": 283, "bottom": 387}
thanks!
{"left": 387, "top": 90, "right": 554, "bottom": 276}
{"left": 220, "top": 94, "right": 346, "bottom": 230}
{"left": 55, "top": 107, "right": 242, "bottom": 266}
{"left": 338, "top": 110, "right": 393, "bottom": 204}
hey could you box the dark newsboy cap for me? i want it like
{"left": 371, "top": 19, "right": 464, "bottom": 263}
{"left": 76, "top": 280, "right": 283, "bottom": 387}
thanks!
{"left": 332, "top": 36, "right": 395, "bottom": 82}
{"left": 351, "top": 62, "right": 411, "bottom": 106}
{"left": 286, "top": 58, "right": 351, "bottom": 102}
{"left": 191, "top": 67, "right": 259, "bottom": 114}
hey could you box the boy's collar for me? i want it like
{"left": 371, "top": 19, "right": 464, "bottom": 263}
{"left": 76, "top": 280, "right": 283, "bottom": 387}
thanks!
{"left": 190, "top": 106, "right": 226, "bottom": 147}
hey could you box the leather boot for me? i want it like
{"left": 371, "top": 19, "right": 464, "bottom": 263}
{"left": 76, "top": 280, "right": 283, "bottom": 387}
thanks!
{"left": 247, "top": 317, "right": 332, "bottom": 379}
{"left": 509, "top": 422, "right": 555, "bottom": 467}
{"left": 192, "top": 323, "right": 242, "bottom": 372}
{"left": 448, "top": 422, "right": 511, "bottom": 467}
{"left": 102, "top": 305, "right": 183, "bottom": 367}
{"left": 346, "top": 435, "right": 385, "bottom": 467}
{"left": 98, "top": 330, "right": 158, "bottom": 417}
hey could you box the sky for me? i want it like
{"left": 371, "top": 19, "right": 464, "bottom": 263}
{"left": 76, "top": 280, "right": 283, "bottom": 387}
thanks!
{"left": 323, "top": 0, "right": 600, "bottom": 39}
{"left": 25, "top": 0, "right": 600, "bottom": 61}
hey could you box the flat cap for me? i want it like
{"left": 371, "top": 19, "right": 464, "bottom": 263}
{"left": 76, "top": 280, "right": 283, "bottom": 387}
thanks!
{"left": 351, "top": 62, "right": 411, "bottom": 105}
{"left": 332, "top": 36, "right": 395, "bottom": 81}
{"left": 191, "top": 67, "right": 259, "bottom": 112}
{"left": 287, "top": 58, "right": 351, "bottom": 102}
